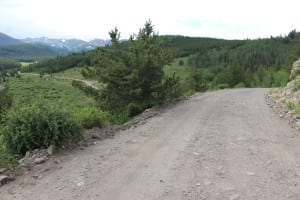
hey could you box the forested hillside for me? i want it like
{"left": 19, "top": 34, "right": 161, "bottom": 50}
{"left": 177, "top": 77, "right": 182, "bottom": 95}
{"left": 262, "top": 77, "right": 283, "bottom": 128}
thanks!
{"left": 0, "top": 57, "right": 21, "bottom": 71}
{"left": 26, "top": 30, "right": 300, "bottom": 90}
{"left": 0, "top": 43, "right": 57, "bottom": 61}
{"left": 164, "top": 35, "right": 245, "bottom": 57}
{"left": 22, "top": 51, "right": 95, "bottom": 73}
{"left": 187, "top": 32, "right": 300, "bottom": 88}
{"left": 0, "top": 32, "right": 58, "bottom": 64}
{"left": 0, "top": 32, "right": 21, "bottom": 46}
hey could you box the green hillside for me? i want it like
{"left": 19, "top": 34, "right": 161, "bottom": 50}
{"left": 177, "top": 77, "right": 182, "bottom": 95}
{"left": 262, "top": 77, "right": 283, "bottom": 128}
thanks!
{"left": 0, "top": 43, "right": 57, "bottom": 61}
{"left": 164, "top": 35, "right": 245, "bottom": 57}
{"left": 0, "top": 32, "right": 21, "bottom": 46}
{"left": 0, "top": 32, "right": 58, "bottom": 63}
{"left": 25, "top": 31, "right": 300, "bottom": 89}
{"left": 24, "top": 51, "right": 95, "bottom": 73}
{"left": 7, "top": 74, "right": 96, "bottom": 109}
{"left": 0, "top": 57, "right": 21, "bottom": 71}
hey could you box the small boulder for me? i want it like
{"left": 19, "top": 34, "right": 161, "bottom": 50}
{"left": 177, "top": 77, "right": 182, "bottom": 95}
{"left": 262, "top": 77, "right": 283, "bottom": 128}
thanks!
{"left": 32, "top": 174, "right": 42, "bottom": 179}
{"left": 295, "top": 115, "right": 300, "bottom": 120}
{"left": 18, "top": 158, "right": 26, "bottom": 165}
{"left": 0, "top": 168, "right": 6, "bottom": 174}
{"left": 25, "top": 151, "right": 31, "bottom": 158}
{"left": 54, "top": 159, "right": 61, "bottom": 164}
{"left": 246, "top": 171, "right": 255, "bottom": 176}
{"left": 216, "top": 166, "right": 225, "bottom": 176}
{"left": 230, "top": 194, "right": 240, "bottom": 200}
{"left": 0, "top": 175, "right": 10, "bottom": 185}
{"left": 33, "top": 149, "right": 39, "bottom": 154}
{"left": 34, "top": 157, "right": 47, "bottom": 164}
{"left": 279, "top": 114, "right": 284, "bottom": 118}
{"left": 47, "top": 145, "right": 55, "bottom": 156}
{"left": 90, "top": 133, "right": 100, "bottom": 140}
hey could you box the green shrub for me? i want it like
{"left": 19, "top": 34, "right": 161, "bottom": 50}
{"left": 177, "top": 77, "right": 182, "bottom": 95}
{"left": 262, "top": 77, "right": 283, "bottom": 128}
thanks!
{"left": 286, "top": 101, "right": 300, "bottom": 114}
{"left": 159, "top": 73, "right": 182, "bottom": 102}
{"left": 272, "top": 70, "right": 289, "bottom": 87}
{"left": 183, "top": 89, "right": 195, "bottom": 97}
{"left": 234, "top": 82, "right": 246, "bottom": 88}
{"left": 3, "top": 103, "right": 83, "bottom": 155}
{"left": 73, "top": 107, "right": 109, "bottom": 129}
{"left": 0, "top": 127, "right": 18, "bottom": 168}
{"left": 178, "top": 60, "right": 184, "bottom": 66}
{"left": 217, "top": 83, "right": 229, "bottom": 89}
{"left": 190, "top": 68, "right": 208, "bottom": 92}
{"left": 0, "top": 86, "right": 12, "bottom": 116}
{"left": 0, "top": 143, "right": 18, "bottom": 168}
{"left": 72, "top": 80, "right": 99, "bottom": 98}
{"left": 287, "top": 102, "right": 296, "bottom": 110}
{"left": 109, "top": 109, "right": 131, "bottom": 125}
{"left": 127, "top": 103, "right": 143, "bottom": 117}
{"left": 293, "top": 82, "right": 300, "bottom": 92}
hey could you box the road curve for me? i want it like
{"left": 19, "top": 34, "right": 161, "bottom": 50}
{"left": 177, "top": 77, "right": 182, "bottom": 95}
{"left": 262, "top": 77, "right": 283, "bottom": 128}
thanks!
{"left": 1, "top": 89, "right": 300, "bottom": 200}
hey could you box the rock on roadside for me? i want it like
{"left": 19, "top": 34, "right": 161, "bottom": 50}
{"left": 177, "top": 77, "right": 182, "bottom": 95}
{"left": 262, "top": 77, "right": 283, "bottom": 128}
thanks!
{"left": 34, "top": 157, "right": 47, "bottom": 165}
{"left": 0, "top": 175, "right": 14, "bottom": 186}
{"left": 47, "top": 145, "right": 55, "bottom": 156}
{"left": 0, "top": 168, "right": 6, "bottom": 174}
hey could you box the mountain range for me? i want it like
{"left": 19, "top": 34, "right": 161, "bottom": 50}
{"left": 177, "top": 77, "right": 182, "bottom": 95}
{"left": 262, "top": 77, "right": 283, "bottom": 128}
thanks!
{"left": 0, "top": 32, "right": 21, "bottom": 46}
{"left": 0, "top": 32, "right": 111, "bottom": 61}
{"left": 22, "top": 37, "right": 111, "bottom": 52}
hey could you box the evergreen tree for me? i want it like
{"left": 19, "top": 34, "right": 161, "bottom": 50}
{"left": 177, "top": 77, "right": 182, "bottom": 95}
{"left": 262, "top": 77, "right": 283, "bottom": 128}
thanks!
{"left": 92, "top": 20, "right": 174, "bottom": 112}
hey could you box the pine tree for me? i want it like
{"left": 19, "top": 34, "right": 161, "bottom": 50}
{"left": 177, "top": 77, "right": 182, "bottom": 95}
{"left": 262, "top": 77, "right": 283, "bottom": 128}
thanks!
{"left": 92, "top": 20, "right": 174, "bottom": 112}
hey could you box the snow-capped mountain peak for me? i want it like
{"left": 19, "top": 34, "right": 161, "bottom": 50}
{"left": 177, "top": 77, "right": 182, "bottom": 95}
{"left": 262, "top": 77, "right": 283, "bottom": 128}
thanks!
{"left": 22, "top": 37, "right": 111, "bottom": 53}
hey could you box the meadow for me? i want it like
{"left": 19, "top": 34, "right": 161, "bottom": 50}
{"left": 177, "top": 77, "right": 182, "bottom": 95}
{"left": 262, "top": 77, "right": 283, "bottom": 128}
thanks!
{"left": 164, "top": 57, "right": 191, "bottom": 82}
{"left": 7, "top": 74, "right": 96, "bottom": 109}
{"left": 54, "top": 67, "right": 85, "bottom": 79}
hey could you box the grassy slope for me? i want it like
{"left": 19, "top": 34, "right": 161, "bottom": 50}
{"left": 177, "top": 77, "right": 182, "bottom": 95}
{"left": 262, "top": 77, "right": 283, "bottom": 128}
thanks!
{"left": 54, "top": 67, "right": 85, "bottom": 79}
{"left": 0, "top": 43, "right": 57, "bottom": 60}
{"left": 164, "top": 57, "right": 190, "bottom": 82}
{"left": 51, "top": 58, "right": 191, "bottom": 89}
{"left": 164, "top": 57, "right": 196, "bottom": 96}
{"left": 1, "top": 74, "right": 100, "bottom": 167}
{"left": 8, "top": 74, "right": 96, "bottom": 110}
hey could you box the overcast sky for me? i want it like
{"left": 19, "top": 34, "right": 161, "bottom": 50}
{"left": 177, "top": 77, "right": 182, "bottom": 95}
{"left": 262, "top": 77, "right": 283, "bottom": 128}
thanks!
{"left": 1, "top": 0, "right": 300, "bottom": 41}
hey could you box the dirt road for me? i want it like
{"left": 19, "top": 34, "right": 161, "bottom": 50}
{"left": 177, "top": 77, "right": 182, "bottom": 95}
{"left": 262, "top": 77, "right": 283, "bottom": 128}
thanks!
{"left": 1, "top": 89, "right": 300, "bottom": 200}
{"left": 20, "top": 73, "right": 99, "bottom": 89}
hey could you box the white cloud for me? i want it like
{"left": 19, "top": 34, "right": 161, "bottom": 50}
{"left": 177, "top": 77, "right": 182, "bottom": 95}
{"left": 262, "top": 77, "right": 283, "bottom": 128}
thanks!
{"left": 0, "top": 0, "right": 300, "bottom": 40}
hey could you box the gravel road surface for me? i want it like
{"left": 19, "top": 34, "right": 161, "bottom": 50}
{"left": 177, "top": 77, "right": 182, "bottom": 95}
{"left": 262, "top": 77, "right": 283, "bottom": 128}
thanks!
{"left": 1, "top": 89, "right": 300, "bottom": 200}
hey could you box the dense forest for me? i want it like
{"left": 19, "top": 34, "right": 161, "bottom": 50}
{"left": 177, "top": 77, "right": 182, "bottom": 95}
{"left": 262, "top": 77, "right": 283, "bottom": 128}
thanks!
{"left": 164, "top": 35, "right": 245, "bottom": 57}
{"left": 186, "top": 31, "right": 300, "bottom": 88}
{"left": 21, "top": 52, "right": 94, "bottom": 73}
